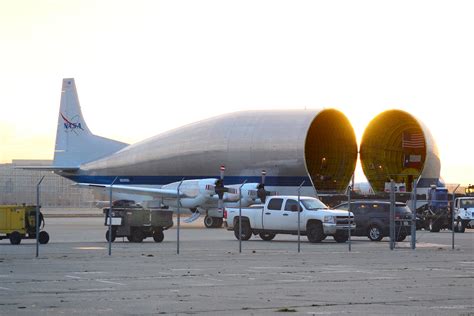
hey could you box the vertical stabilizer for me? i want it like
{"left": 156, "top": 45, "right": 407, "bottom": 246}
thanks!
{"left": 53, "top": 79, "right": 128, "bottom": 167}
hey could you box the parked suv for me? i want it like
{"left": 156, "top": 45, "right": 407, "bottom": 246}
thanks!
{"left": 333, "top": 201, "right": 412, "bottom": 242}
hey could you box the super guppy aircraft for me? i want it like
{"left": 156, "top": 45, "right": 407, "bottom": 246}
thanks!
{"left": 23, "top": 78, "right": 442, "bottom": 227}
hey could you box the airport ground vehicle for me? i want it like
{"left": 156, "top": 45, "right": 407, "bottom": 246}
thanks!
{"left": 0, "top": 205, "right": 49, "bottom": 245}
{"left": 453, "top": 197, "right": 474, "bottom": 233}
{"left": 103, "top": 203, "right": 173, "bottom": 243}
{"left": 333, "top": 201, "right": 412, "bottom": 242}
{"left": 225, "top": 196, "right": 355, "bottom": 243}
{"left": 417, "top": 186, "right": 451, "bottom": 232}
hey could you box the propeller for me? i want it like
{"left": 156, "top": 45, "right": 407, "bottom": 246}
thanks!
{"left": 214, "top": 165, "right": 228, "bottom": 210}
{"left": 248, "top": 170, "right": 276, "bottom": 203}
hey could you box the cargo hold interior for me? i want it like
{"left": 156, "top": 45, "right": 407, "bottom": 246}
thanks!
{"left": 304, "top": 109, "right": 358, "bottom": 192}
{"left": 360, "top": 110, "right": 426, "bottom": 192}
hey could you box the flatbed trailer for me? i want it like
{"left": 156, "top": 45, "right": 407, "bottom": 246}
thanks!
{"left": 103, "top": 204, "right": 173, "bottom": 243}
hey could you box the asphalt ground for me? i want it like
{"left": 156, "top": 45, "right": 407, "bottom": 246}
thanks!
{"left": 0, "top": 217, "right": 473, "bottom": 316}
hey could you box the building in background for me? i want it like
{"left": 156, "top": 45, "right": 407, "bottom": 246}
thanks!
{"left": 0, "top": 160, "right": 96, "bottom": 207}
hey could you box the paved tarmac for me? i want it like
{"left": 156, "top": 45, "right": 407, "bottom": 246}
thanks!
{"left": 0, "top": 217, "right": 473, "bottom": 315}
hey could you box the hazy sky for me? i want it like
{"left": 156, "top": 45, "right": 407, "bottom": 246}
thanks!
{"left": 0, "top": 0, "right": 473, "bottom": 185}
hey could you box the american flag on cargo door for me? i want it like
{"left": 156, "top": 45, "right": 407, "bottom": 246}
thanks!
{"left": 402, "top": 131, "right": 424, "bottom": 148}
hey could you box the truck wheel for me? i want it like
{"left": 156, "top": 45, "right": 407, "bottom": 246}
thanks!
{"left": 105, "top": 229, "right": 116, "bottom": 242}
{"left": 396, "top": 232, "right": 407, "bottom": 242}
{"left": 455, "top": 219, "right": 465, "bottom": 233}
{"left": 130, "top": 229, "right": 145, "bottom": 242}
{"left": 233, "top": 220, "right": 252, "bottom": 241}
{"left": 307, "top": 221, "right": 324, "bottom": 243}
{"left": 9, "top": 231, "right": 22, "bottom": 245}
{"left": 367, "top": 224, "right": 383, "bottom": 241}
{"left": 38, "top": 231, "right": 50, "bottom": 244}
{"left": 333, "top": 232, "right": 348, "bottom": 243}
{"left": 259, "top": 232, "right": 276, "bottom": 241}
{"left": 153, "top": 229, "right": 164, "bottom": 242}
{"left": 429, "top": 219, "right": 440, "bottom": 232}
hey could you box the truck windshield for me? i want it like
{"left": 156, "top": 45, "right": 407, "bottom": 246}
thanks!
{"left": 460, "top": 199, "right": 474, "bottom": 208}
{"left": 301, "top": 199, "right": 328, "bottom": 210}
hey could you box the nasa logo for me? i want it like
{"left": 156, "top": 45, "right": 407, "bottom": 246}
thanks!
{"left": 61, "top": 113, "right": 84, "bottom": 133}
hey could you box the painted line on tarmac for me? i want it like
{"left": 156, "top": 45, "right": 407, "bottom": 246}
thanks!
{"left": 0, "top": 286, "right": 11, "bottom": 290}
{"left": 66, "top": 275, "right": 82, "bottom": 279}
{"left": 95, "top": 279, "right": 125, "bottom": 286}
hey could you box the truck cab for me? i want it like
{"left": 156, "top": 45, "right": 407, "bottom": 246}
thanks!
{"left": 453, "top": 197, "right": 474, "bottom": 232}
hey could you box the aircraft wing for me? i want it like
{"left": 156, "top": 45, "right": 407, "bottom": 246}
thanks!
{"left": 75, "top": 183, "right": 188, "bottom": 198}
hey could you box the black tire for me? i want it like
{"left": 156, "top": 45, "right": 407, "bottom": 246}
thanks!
{"left": 233, "top": 219, "right": 252, "bottom": 241}
{"left": 333, "top": 231, "right": 348, "bottom": 243}
{"left": 367, "top": 224, "right": 383, "bottom": 241}
{"left": 130, "top": 229, "right": 145, "bottom": 243}
{"left": 38, "top": 231, "right": 50, "bottom": 244}
{"left": 9, "top": 231, "right": 22, "bottom": 245}
{"left": 214, "top": 217, "right": 223, "bottom": 228}
{"left": 204, "top": 216, "right": 215, "bottom": 228}
{"left": 153, "top": 229, "right": 164, "bottom": 242}
{"left": 307, "top": 221, "right": 324, "bottom": 243}
{"left": 455, "top": 219, "right": 465, "bottom": 233}
{"left": 105, "top": 229, "right": 116, "bottom": 242}
{"left": 259, "top": 232, "right": 276, "bottom": 241}
{"left": 396, "top": 232, "right": 407, "bottom": 242}
{"left": 429, "top": 219, "right": 440, "bottom": 232}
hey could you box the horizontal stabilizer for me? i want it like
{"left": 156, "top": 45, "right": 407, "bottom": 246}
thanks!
{"left": 75, "top": 183, "right": 188, "bottom": 199}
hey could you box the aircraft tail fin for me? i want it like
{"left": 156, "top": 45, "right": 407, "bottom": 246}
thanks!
{"left": 53, "top": 78, "right": 128, "bottom": 167}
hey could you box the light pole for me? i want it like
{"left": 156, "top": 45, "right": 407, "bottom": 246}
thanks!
{"left": 238, "top": 180, "right": 247, "bottom": 253}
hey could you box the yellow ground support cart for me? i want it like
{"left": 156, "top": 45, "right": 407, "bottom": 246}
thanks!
{"left": 0, "top": 205, "right": 49, "bottom": 245}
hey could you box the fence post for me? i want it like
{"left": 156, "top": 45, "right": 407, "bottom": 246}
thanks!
{"left": 238, "top": 180, "right": 247, "bottom": 253}
{"left": 452, "top": 184, "right": 460, "bottom": 250}
{"left": 177, "top": 178, "right": 185, "bottom": 255}
{"left": 108, "top": 177, "right": 118, "bottom": 256}
{"left": 297, "top": 181, "right": 305, "bottom": 253}
{"left": 347, "top": 185, "right": 352, "bottom": 252}
{"left": 411, "top": 179, "right": 417, "bottom": 250}
{"left": 390, "top": 179, "right": 395, "bottom": 250}
{"left": 36, "top": 176, "right": 45, "bottom": 258}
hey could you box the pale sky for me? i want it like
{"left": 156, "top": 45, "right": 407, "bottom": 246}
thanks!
{"left": 0, "top": 0, "right": 473, "bottom": 186}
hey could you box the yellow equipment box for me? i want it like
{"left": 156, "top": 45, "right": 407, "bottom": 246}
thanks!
{"left": 0, "top": 205, "right": 49, "bottom": 245}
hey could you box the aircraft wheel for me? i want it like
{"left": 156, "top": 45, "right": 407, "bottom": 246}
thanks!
{"left": 204, "top": 216, "right": 213, "bottom": 228}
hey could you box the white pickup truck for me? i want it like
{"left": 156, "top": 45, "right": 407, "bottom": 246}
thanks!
{"left": 224, "top": 195, "right": 355, "bottom": 243}
{"left": 453, "top": 197, "right": 474, "bottom": 233}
